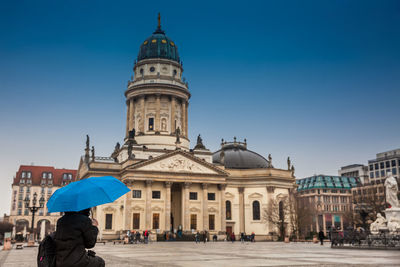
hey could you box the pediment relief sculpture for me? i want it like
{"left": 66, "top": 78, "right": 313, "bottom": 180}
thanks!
{"left": 137, "top": 154, "right": 218, "bottom": 174}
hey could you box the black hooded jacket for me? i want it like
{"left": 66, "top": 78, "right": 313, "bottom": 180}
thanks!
{"left": 54, "top": 212, "right": 98, "bottom": 267}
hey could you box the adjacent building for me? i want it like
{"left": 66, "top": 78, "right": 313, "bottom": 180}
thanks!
{"left": 338, "top": 164, "right": 369, "bottom": 184}
{"left": 76, "top": 17, "right": 297, "bottom": 240}
{"left": 9, "top": 165, "right": 76, "bottom": 238}
{"left": 368, "top": 148, "right": 400, "bottom": 180}
{"left": 296, "top": 175, "right": 359, "bottom": 235}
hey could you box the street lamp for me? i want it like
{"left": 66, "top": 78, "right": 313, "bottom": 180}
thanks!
{"left": 24, "top": 192, "right": 45, "bottom": 240}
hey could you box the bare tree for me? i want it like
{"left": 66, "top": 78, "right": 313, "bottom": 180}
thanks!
{"left": 292, "top": 196, "right": 317, "bottom": 239}
{"left": 263, "top": 197, "right": 290, "bottom": 240}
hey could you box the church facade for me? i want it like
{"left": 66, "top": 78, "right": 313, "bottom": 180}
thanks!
{"left": 77, "top": 16, "right": 296, "bottom": 240}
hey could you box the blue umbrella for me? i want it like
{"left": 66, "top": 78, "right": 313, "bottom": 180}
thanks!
{"left": 47, "top": 176, "right": 130, "bottom": 213}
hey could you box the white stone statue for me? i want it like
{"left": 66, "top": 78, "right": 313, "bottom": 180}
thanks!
{"left": 387, "top": 217, "right": 400, "bottom": 232}
{"left": 370, "top": 213, "right": 387, "bottom": 234}
{"left": 384, "top": 171, "right": 399, "bottom": 208}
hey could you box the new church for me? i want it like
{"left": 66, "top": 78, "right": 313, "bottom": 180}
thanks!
{"left": 77, "top": 15, "right": 296, "bottom": 241}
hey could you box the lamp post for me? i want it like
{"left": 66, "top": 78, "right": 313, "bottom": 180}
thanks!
{"left": 24, "top": 192, "right": 45, "bottom": 243}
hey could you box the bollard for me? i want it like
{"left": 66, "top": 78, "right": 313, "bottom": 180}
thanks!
{"left": 284, "top": 237, "right": 290, "bottom": 243}
{"left": 3, "top": 238, "right": 12, "bottom": 250}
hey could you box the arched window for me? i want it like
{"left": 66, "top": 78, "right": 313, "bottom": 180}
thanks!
{"left": 279, "top": 201, "right": 284, "bottom": 221}
{"left": 252, "top": 201, "right": 260, "bottom": 220}
{"left": 226, "top": 200, "right": 232, "bottom": 220}
{"left": 42, "top": 173, "right": 47, "bottom": 178}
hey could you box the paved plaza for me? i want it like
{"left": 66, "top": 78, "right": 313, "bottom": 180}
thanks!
{"left": 1, "top": 242, "right": 400, "bottom": 266}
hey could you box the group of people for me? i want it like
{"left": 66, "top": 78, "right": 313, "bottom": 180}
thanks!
{"left": 229, "top": 232, "right": 256, "bottom": 243}
{"left": 125, "top": 229, "right": 150, "bottom": 244}
{"left": 194, "top": 231, "right": 209, "bottom": 243}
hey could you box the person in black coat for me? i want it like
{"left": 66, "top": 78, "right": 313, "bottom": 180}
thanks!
{"left": 54, "top": 209, "right": 104, "bottom": 267}
{"left": 318, "top": 230, "right": 325, "bottom": 246}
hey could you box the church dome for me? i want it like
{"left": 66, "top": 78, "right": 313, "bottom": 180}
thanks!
{"left": 137, "top": 18, "right": 180, "bottom": 63}
{"left": 212, "top": 140, "right": 271, "bottom": 169}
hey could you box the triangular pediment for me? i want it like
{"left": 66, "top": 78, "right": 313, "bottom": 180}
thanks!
{"left": 132, "top": 150, "right": 228, "bottom": 176}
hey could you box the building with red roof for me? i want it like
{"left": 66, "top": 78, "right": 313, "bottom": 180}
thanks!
{"left": 9, "top": 165, "right": 76, "bottom": 239}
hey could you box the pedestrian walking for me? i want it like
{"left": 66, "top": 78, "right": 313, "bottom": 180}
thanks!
{"left": 318, "top": 230, "right": 324, "bottom": 245}
{"left": 54, "top": 208, "right": 105, "bottom": 267}
{"left": 136, "top": 231, "right": 141, "bottom": 243}
{"left": 240, "top": 232, "right": 245, "bottom": 243}
{"left": 195, "top": 232, "right": 200, "bottom": 243}
{"left": 213, "top": 234, "right": 217, "bottom": 242}
{"left": 230, "top": 232, "right": 235, "bottom": 243}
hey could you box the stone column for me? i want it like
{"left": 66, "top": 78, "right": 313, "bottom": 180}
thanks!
{"left": 123, "top": 181, "right": 132, "bottom": 230}
{"left": 141, "top": 97, "right": 146, "bottom": 133}
{"left": 155, "top": 95, "right": 160, "bottom": 132}
{"left": 170, "top": 97, "right": 176, "bottom": 133}
{"left": 125, "top": 100, "right": 130, "bottom": 138}
{"left": 202, "top": 183, "right": 209, "bottom": 230}
{"left": 164, "top": 182, "right": 172, "bottom": 232}
{"left": 181, "top": 101, "right": 186, "bottom": 138}
{"left": 129, "top": 98, "right": 135, "bottom": 132}
{"left": 185, "top": 101, "right": 188, "bottom": 137}
{"left": 238, "top": 187, "right": 245, "bottom": 233}
{"left": 183, "top": 182, "right": 191, "bottom": 231}
{"left": 145, "top": 180, "right": 152, "bottom": 229}
{"left": 219, "top": 184, "right": 226, "bottom": 233}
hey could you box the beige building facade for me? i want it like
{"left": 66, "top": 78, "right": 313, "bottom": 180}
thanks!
{"left": 77, "top": 18, "right": 296, "bottom": 240}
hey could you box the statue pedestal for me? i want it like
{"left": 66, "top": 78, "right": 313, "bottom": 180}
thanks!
{"left": 27, "top": 233, "right": 35, "bottom": 247}
{"left": 384, "top": 208, "right": 400, "bottom": 233}
{"left": 384, "top": 208, "right": 400, "bottom": 222}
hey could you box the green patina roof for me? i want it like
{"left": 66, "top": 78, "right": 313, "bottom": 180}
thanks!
{"left": 296, "top": 175, "right": 360, "bottom": 191}
{"left": 137, "top": 26, "right": 180, "bottom": 63}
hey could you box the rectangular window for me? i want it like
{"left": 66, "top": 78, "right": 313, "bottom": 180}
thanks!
{"left": 381, "top": 170, "right": 385, "bottom": 177}
{"left": 21, "top": 172, "right": 26, "bottom": 178}
{"left": 209, "top": 214, "right": 215, "bottom": 230}
{"left": 132, "top": 190, "right": 142, "bottom": 198}
{"left": 148, "top": 118, "right": 154, "bottom": 131}
{"left": 152, "top": 191, "right": 161, "bottom": 199}
{"left": 375, "top": 163, "right": 379, "bottom": 169}
{"left": 189, "top": 192, "right": 197, "bottom": 200}
{"left": 26, "top": 187, "right": 30, "bottom": 193}
{"left": 48, "top": 188, "right": 52, "bottom": 194}
{"left": 380, "top": 162, "right": 384, "bottom": 169}
{"left": 207, "top": 193, "right": 215, "bottom": 201}
{"left": 105, "top": 214, "right": 113, "bottom": 229}
{"left": 152, "top": 213, "right": 160, "bottom": 229}
{"left": 133, "top": 213, "right": 140, "bottom": 229}
{"left": 386, "top": 161, "right": 390, "bottom": 168}
{"left": 392, "top": 168, "right": 397, "bottom": 175}
{"left": 24, "top": 208, "right": 29, "bottom": 215}
{"left": 375, "top": 171, "right": 380, "bottom": 178}
{"left": 370, "top": 172, "right": 374, "bottom": 178}
{"left": 392, "top": 160, "right": 396, "bottom": 167}
{"left": 369, "top": 165, "right": 374, "bottom": 171}
{"left": 18, "top": 209, "right": 22, "bottom": 215}
{"left": 190, "top": 214, "right": 197, "bottom": 230}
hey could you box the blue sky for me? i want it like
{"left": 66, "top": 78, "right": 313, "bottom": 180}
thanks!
{"left": 0, "top": 0, "right": 399, "bottom": 215}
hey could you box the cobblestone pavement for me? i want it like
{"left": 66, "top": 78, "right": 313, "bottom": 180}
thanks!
{"left": 1, "top": 242, "right": 400, "bottom": 266}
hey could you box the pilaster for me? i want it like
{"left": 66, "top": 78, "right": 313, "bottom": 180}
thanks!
{"left": 202, "top": 183, "right": 209, "bottom": 230}
{"left": 164, "top": 181, "right": 172, "bottom": 231}
{"left": 170, "top": 97, "right": 176, "bottom": 133}
{"left": 219, "top": 184, "right": 226, "bottom": 233}
{"left": 145, "top": 180, "right": 152, "bottom": 229}
{"left": 238, "top": 187, "right": 245, "bottom": 233}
